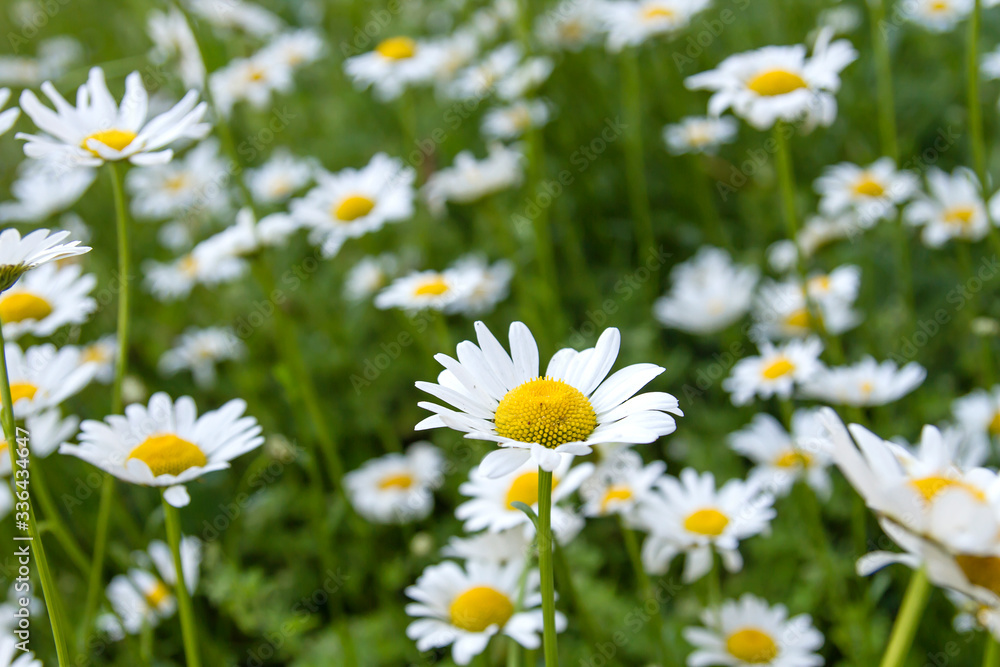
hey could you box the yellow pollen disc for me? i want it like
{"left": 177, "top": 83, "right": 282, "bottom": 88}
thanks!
{"left": 929, "top": 0, "right": 950, "bottom": 11}
{"left": 600, "top": 485, "right": 633, "bottom": 512}
{"left": 560, "top": 20, "right": 584, "bottom": 40}
{"left": 378, "top": 472, "right": 413, "bottom": 490}
{"left": 179, "top": 255, "right": 198, "bottom": 277}
{"left": 859, "top": 380, "right": 874, "bottom": 395}
{"left": 127, "top": 434, "right": 207, "bottom": 477}
{"left": 683, "top": 508, "right": 730, "bottom": 536}
{"left": 784, "top": 308, "right": 813, "bottom": 330}
{"left": 989, "top": 411, "right": 1000, "bottom": 436}
{"left": 82, "top": 345, "right": 109, "bottom": 364}
{"left": 0, "top": 292, "right": 53, "bottom": 324}
{"left": 642, "top": 5, "right": 675, "bottom": 20}
{"left": 449, "top": 586, "right": 514, "bottom": 632}
{"left": 80, "top": 129, "right": 137, "bottom": 157}
{"left": 248, "top": 67, "right": 266, "bottom": 82}
{"left": 334, "top": 194, "right": 376, "bottom": 222}
{"left": 911, "top": 475, "right": 985, "bottom": 503}
{"left": 9, "top": 382, "right": 38, "bottom": 404}
{"left": 726, "top": 628, "right": 779, "bottom": 663}
{"left": 747, "top": 69, "right": 808, "bottom": 97}
{"left": 413, "top": 276, "right": 450, "bottom": 297}
{"left": 164, "top": 174, "right": 189, "bottom": 191}
{"left": 957, "top": 554, "right": 1000, "bottom": 596}
{"left": 774, "top": 450, "right": 811, "bottom": 468}
{"left": 944, "top": 206, "right": 976, "bottom": 227}
{"left": 761, "top": 357, "right": 796, "bottom": 380}
{"left": 808, "top": 275, "right": 832, "bottom": 293}
{"left": 494, "top": 376, "right": 597, "bottom": 449}
{"left": 376, "top": 37, "right": 417, "bottom": 60}
{"left": 145, "top": 581, "right": 171, "bottom": 608}
{"left": 853, "top": 175, "right": 885, "bottom": 197}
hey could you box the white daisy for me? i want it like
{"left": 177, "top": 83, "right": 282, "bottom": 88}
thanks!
{"left": 194, "top": 208, "right": 302, "bottom": 261}
{"left": 653, "top": 246, "right": 758, "bottom": 335}
{"left": 449, "top": 256, "right": 514, "bottom": 317}
{"left": 482, "top": 99, "right": 551, "bottom": 141}
{"left": 685, "top": 28, "right": 858, "bottom": 130}
{"left": 147, "top": 7, "right": 206, "bottom": 90}
{"left": 814, "top": 158, "right": 919, "bottom": 225}
{"left": 599, "top": 0, "right": 711, "bottom": 52}
{"left": 0, "top": 262, "right": 96, "bottom": 340}
{"left": 0, "top": 158, "right": 97, "bottom": 223}
{"left": 423, "top": 144, "right": 524, "bottom": 216}
{"left": 683, "top": 594, "right": 824, "bottom": 667}
{"left": 579, "top": 447, "right": 666, "bottom": 519}
{"left": 0, "top": 228, "right": 90, "bottom": 291}
{"left": 158, "top": 327, "right": 246, "bottom": 388}
{"left": 0, "top": 636, "right": 40, "bottom": 667}
{"left": 2, "top": 342, "right": 97, "bottom": 419}
{"left": 446, "top": 43, "right": 522, "bottom": 100}
{"left": 246, "top": 149, "right": 316, "bottom": 205}
{"left": 143, "top": 244, "right": 248, "bottom": 302}
{"left": 344, "top": 442, "right": 445, "bottom": 524}
{"left": 343, "top": 37, "right": 444, "bottom": 101}
{"left": 59, "top": 392, "right": 265, "bottom": 507}
{"left": 374, "top": 268, "right": 473, "bottom": 314}
{"left": 663, "top": 115, "right": 738, "bottom": 155}
{"left": 752, "top": 275, "right": 860, "bottom": 340}
{"left": 442, "top": 529, "right": 533, "bottom": 566}
{"left": 125, "top": 139, "right": 230, "bottom": 220}
{"left": 907, "top": 167, "right": 990, "bottom": 247}
{"left": 637, "top": 468, "right": 775, "bottom": 581}
{"left": 79, "top": 335, "right": 116, "bottom": 384}
{"left": 0, "top": 88, "right": 19, "bottom": 136}
{"left": 800, "top": 357, "right": 926, "bottom": 407}
{"left": 260, "top": 28, "right": 325, "bottom": 72}
{"left": 907, "top": 0, "right": 973, "bottom": 32}
{"left": 344, "top": 254, "right": 399, "bottom": 302}
{"left": 209, "top": 53, "right": 294, "bottom": 117}
{"left": 954, "top": 386, "right": 1000, "bottom": 448}
{"left": 418, "top": 322, "right": 681, "bottom": 476}
{"left": 184, "top": 0, "right": 283, "bottom": 36}
{"left": 535, "top": 0, "right": 603, "bottom": 51}
{"left": 17, "top": 66, "right": 209, "bottom": 166}
{"left": 767, "top": 213, "right": 861, "bottom": 272}
{"left": 723, "top": 338, "right": 824, "bottom": 406}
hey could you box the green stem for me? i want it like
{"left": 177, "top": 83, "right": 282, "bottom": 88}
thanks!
{"left": 30, "top": 463, "right": 89, "bottom": 575}
{"left": 878, "top": 569, "right": 931, "bottom": 667}
{"left": 161, "top": 494, "right": 201, "bottom": 667}
{"left": 620, "top": 49, "right": 655, "bottom": 270}
{"left": 773, "top": 124, "right": 802, "bottom": 275}
{"left": 0, "top": 320, "right": 71, "bottom": 665}
{"left": 537, "top": 470, "right": 558, "bottom": 666}
{"left": 968, "top": 0, "right": 986, "bottom": 188}
{"left": 984, "top": 634, "right": 1000, "bottom": 667}
{"left": 868, "top": 0, "right": 898, "bottom": 161}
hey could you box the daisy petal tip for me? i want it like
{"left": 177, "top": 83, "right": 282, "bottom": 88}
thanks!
{"left": 163, "top": 485, "right": 191, "bottom": 508}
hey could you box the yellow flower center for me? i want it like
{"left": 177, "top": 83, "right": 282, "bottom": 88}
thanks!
{"left": 9, "top": 382, "right": 38, "bottom": 404}
{"left": 127, "top": 433, "right": 208, "bottom": 477}
{"left": 957, "top": 554, "right": 1000, "bottom": 596}
{"left": 494, "top": 377, "right": 598, "bottom": 449}
{"left": 747, "top": 69, "right": 808, "bottom": 97}
{"left": 82, "top": 345, "right": 110, "bottom": 364}
{"left": 642, "top": 5, "right": 675, "bottom": 20}
{"left": 413, "top": 276, "right": 450, "bottom": 297}
{"left": 726, "top": 628, "right": 779, "bottom": 663}
{"left": 600, "top": 485, "right": 634, "bottom": 512}
{"left": 761, "top": 357, "right": 796, "bottom": 380}
{"left": 683, "top": 508, "right": 730, "bottom": 536}
{"left": 910, "top": 475, "right": 985, "bottom": 503}
{"left": 774, "top": 450, "right": 811, "bottom": 468}
{"left": 334, "top": 194, "right": 376, "bottom": 222}
{"left": 853, "top": 175, "right": 885, "bottom": 197}
{"left": 929, "top": 0, "right": 951, "bottom": 12}
{"left": 449, "top": 586, "right": 515, "bottom": 632}
{"left": 783, "top": 308, "right": 813, "bottom": 330}
{"left": 505, "top": 471, "right": 540, "bottom": 509}
{"left": 989, "top": 410, "right": 1000, "bottom": 436}
{"left": 376, "top": 37, "right": 417, "bottom": 60}
{"left": 80, "top": 129, "right": 137, "bottom": 157}
{"left": 0, "top": 292, "right": 53, "bottom": 324}
{"left": 145, "top": 581, "right": 171, "bottom": 609}
{"left": 944, "top": 206, "right": 976, "bottom": 227}
{"left": 378, "top": 473, "right": 413, "bottom": 490}
{"left": 164, "top": 174, "right": 189, "bottom": 192}
{"left": 179, "top": 255, "right": 199, "bottom": 277}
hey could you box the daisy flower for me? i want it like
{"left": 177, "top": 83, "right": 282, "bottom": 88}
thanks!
{"left": 535, "top": 0, "right": 603, "bottom": 51}
{"left": 663, "top": 115, "right": 738, "bottom": 155}
{"left": 158, "top": 327, "right": 246, "bottom": 388}
{"left": 344, "top": 254, "right": 399, "bottom": 302}
{"left": 0, "top": 158, "right": 97, "bottom": 223}
{"left": 456, "top": 457, "right": 591, "bottom": 542}
{"left": 17, "top": 66, "right": 209, "bottom": 166}
{"left": 729, "top": 410, "right": 834, "bottom": 499}
{"left": 449, "top": 256, "right": 515, "bottom": 317}
{"left": 143, "top": 244, "right": 247, "bottom": 302}
{"left": 59, "top": 392, "right": 264, "bottom": 507}
{"left": 417, "top": 321, "right": 682, "bottom": 476}
{"left": 599, "top": 0, "right": 711, "bottom": 52}
{"left": 638, "top": 468, "right": 775, "bottom": 581}
{"left": 292, "top": 152, "right": 415, "bottom": 257}
{"left": 800, "top": 357, "right": 926, "bottom": 407}
{"left": 685, "top": 28, "right": 858, "bottom": 130}
{"left": 723, "top": 338, "right": 823, "bottom": 406}
{"left": 0, "top": 636, "right": 40, "bottom": 667}
{"left": 0, "top": 228, "right": 90, "bottom": 291}
{"left": 80, "top": 335, "right": 116, "bottom": 384}
{"left": 767, "top": 213, "right": 859, "bottom": 272}
{"left": 343, "top": 442, "right": 445, "bottom": 524}
{"left": 0, "top": 262, "right": 96, "bottom": 340}
{"left": 406, "top": 560, "right": 565, "bottom": 665}
{"left": 423, "top": 144, "right": 524, "bottom": 216}
{"left": 579, "top": 447, "right": 666, "bottom": 519}
{"left": 374, "top": 268, "right": 472, "bottom": 314}
{"left": 2, "top": 342, "right": 97, "bottom": 419}
{"left": 907, "top": 167, "right": 990, "bottom": 246}
{"left": 125, "top": 139, "right": 230, "bottom": 220}
{"left": 442, "top": 529, "right": 533, "bottom": 566}
{"left": 147, "top": 7, "right": 206, "bottom": 90}
{"left": 260, "top": 28, "right": 325, "bottom": 72}
{"left": 954, "top": 385, "right": 1000, "bottom": 448}
{"left": 0, "top": 88, "right": 19, "bottom": 136}
{"left": 445, "top": 43, "right": 522, "bottom": 100}
{"left": 814, "top": 158, "right": 919, "bottom": 225}
{"left": 907, "top": 0, "right": 973, "bottom": 32}
{"left": 246, "top": 149, "right": 315, "bottom": 205}
{"left": 343, "top": 37, "right": 444, "bottom": 101}
{"left": 209, "top": 53, "right": 293, "bottom": 117}
{"left": 482, "top": 99, "right": 551, "bottom": 140}
{"left": 752, "top": 274, "right": 860, "bottom": 340}
{"left": 185, "top": 0, "right": 283, "bottom": 36}
{"left": 653, "top": 246, "right": 758, "bottom": 334}
{"left": 683, "top": 594, "right": 824, "bottom": 667}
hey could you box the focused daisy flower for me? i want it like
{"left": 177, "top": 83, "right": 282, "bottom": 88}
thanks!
{"left": 954, "top": 386, "right": 1000, "bottom": 448}
{"left": 17, "top": 66, "right": 209, "bottom": 166}
{"left": 752, "top": 274, "right": 860, "bottom": 340}
{"left": 185, "top": 0, "right": 283, "bottom": 36}
{"left": 723, "top": 338, "right": 823, "bottom": 406}
{"left": 579, "top": 447, "right": 666, "bottom": 519}
{"left": 209, "top": 53, "right": 294, "bottom": 117}
{"left": 442, "top": 529, "right": 533, "bottom": 566}
{"left": 482, "top": 99, "right": 551, "bottom": 140}
{"left": 343, "top": 36, "right": 444, "bottom": 101}
{"left": 406, "top": 559, "right": 565, "bottom": 665}
{"left": 158, "top": 327, "right": 246, "bottom": 388}
{"left": 417, "top": 321, "right": 682, "bottom": 476}
{"left": 653, "top": 246, "right": 758, "bottom": 334}
{"left": 344, "top": 253, "right": 399, "bottom": 302}
{"left": 143, "top": 243, "right": 247, "bottom": 301}
{"left": 147, "top": 7, "right": 206, "bottom": 90}
{"left": 663, "top": 115, "right": 738, "bottom": 155}
{"left": 374, "top": 268, "right": 473, "bottom": 314}
{"left": 343, "top": 442, "right": 445, "bottom": 524}
{"left": 638, "top": 468, "right": 775, "bottom": 581}
{"left": 59, "top": 392, "right": 265, "bottom": 507}
{"left": 0, "top": 262, "right": 96, "bottom": 340}
{"left": 456, "top": 457, "right": 591, "bottom": 543}
{"left": 906, "top": 167, "right": 990, "bottom": 247}
{"left": 683, "top": 594, "right": 824, "bottom": 667}
{"left": 246, "top": 149, "right": 315, "bottom": 205}
{"left": 0, "top": 636, "right": 40, "bottom": 667}
{"left": 814, "top": 158, "right": 919, "bottom": 225}
{"left": 449, "top": 256, "right": 515, "bottom": 317}
{"left": 292, "top": 153, "right": 416, "bottom": 257}
{"left": 423, "top": 144, "right": 524, "bottom": 216}
{"left": 2, "top": 342, "right": 98, "bottom": 418}
{"left": 260, "top": 28, "right": 325, "bottom": 71}
{"left": 0, "top": 158, "right": 97, "bottom": 223}
{"left": 0, "top": 228, "right": 90, "bottom": 291}
{"left": 125, "top": 139, "right": 230, "bottom": 220}
{"left": 801, "top": 357, "right": 926, "bottom": 407}
{"left": 535, "top": 0, "right": 603, "bottom": 51}
{"left": 599, "top": 0, "right": 711, "bottom": 52}
{"left": 0, "top": 88, "right": 19, "bottom": 136}
{"left": 907, "top": 0, "right": 973, "bottom": 31}
{"left": 685, "top": 28, "right": 858, "bottom": 130}
{"left": 729, "top": 410, "right": 834, "bottom": 499}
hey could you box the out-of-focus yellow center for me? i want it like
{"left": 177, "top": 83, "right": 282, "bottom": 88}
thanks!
{"left": 413, "top": 276, "right": 450, "bottom": 297}
{"left": 145, "top": 581, "right": 171, "bottom": 608}
{"left": 989, "top": 410, "right": 1000, "bottom": 436}
{"left": 726, "top": 628, "right": 779, "bottom": 663}
{"left": 761, "top": 357, "right": 796, "bottom": 380}
{"left": 127, "top": 433, "right": 207, "bottom": 477}
{"left": 378, "top": 473, "right": 413, "bottom": 490}
{"left": 164, "top": 174, "right": 189, "bottom": 192}
{"left": 600, "top": 485, "right": 634, "bottom": 512}
{"left": 82, "top": 344, "right": 110, "bottom": 364}
{"left": 376, "top": 37, "right": 417, "bottom": 60}
{"left": 9, "top": 382, "right": 38, "bottom": 404}
{"left": 642, "top": 5, "right": 675, "bottom": 20}
{"left": 495, "top": 377, "right": 597, "bottom": 448}
{"left": 0, "top": 293, "right": 53, "bottom": 324}
{"left": 944, "top": 206, "right": 976, "bottom": 227}
{"left": 449, "top": 586, "right": 514, "bottom": 632}
{"left": 334, "top": 194, "right": 376, "bottom": 222}
{"left": 910, "top": 475, "right": 985, "bottom": 503}
{"left": 957, "top": 554, "right": 1000, "bottom": 596}
{"left": 683, "top": 508, "right": 730, "bottom": 536}
{"left": 80, "top": 129, "right": 137, "bottom": 156}
{"left": 747, "top": 69, "right": 808, "bottom": 97}
{"left": 775, "top": 450, "right": 811, "bottom": 468}
{"left": 853, "top": 175, "right": 885, "bottom": 197}
{"left": 179, "top": 255, "right": 199, "bottom": 277}
{"left": 504, "top": 471, "right": 560, "bottom": 509}
{"left": 929, "top": 0, "right": 951, "bottom": 11}
{"left": 784, "top": 308, "right": 813, "bottom": 330}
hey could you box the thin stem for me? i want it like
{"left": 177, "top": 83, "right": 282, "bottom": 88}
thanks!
{"left": 968, "top": 0, "right": 986, "bottom": 188}
{"left": 161, "top": 494, "right": 201, "bottom": 667}
{"left": 867, "top": 0, "right": 898, "bottom": 161}
{"left": 877, "top": 569, "right": 931, "bottom": 667}
{"left": 773, "top": 124, "right": 802, "bottom": 275}
{"left": 30, "top": 463, "right": 89, "bottom": 575}
{"left": 537, "top": 470, "right": 558, "bottom": 666}
{"left": 620, "top": 48, "right": 655, "bottom": 270}
{"left": 984, "top": 634, "right": 1000, "bottom": 667}
{"left": 0, "top": 319, "right": 71, "bottom": 665}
